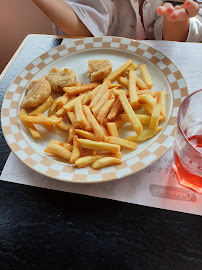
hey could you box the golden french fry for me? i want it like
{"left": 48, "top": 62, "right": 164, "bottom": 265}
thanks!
{"left": 20, "top": 112, "right": 62, "bottom": 126}
{"left": 136, "top": 89, "right": 151, "bottom": 95}
{"left": 63, "top": 82, "right": 98, "bottom": 95}
{"left": 68, "top": 126, "right": 75, "bottom": 145}
{"left": 122, "top": 63, "right": 140, "bottom": 77}
{"left": 112, "top": 88, "right": 129, "bottom": 97}
{"left": 139, "top": 94, "right": 157, "bottom": 109}
{"left": 117, "top": 76, "right": 129, "bottom": 89}
{"left": 92, "top": 89, "right": 112, "bottom": 117}
{"left": 55, "top": 107, "right": 66, "bottom": 118}
{"left": 28, "top": 95, "right": 54, "bottom": 116}
{"left": 20, "top": 109, "right": 41, "bottom": 139}
{"left": 74, "top": 129, "right": 97, "bottom": 141}
{"left": 114, "top": 114, "right": 127, "bottom": 129}
{"left": 89, "top": 79, "right": 110, "bottom": 109}
{"left": 77, "top": 139, "right": 121, "bottom": 154}
{"left": 109, "top": 83, "right": 122, "bottom": 89}
{"left": 63, "top": 143, "right": 73, "bottom": 152}
{"left": 108, "top": 136, "right": 137, "bottom": 150}
{"left": 126, "top": 127, "right": 163, "bottom": 142}
{"left": 57, "top": 93, "right": 69, "bottom": 106}
{"left": 105, "top": 59, "right": 133, "bottom": 82}
{"left": 75, "top": 155, "right": 104, "bottom": 168}
{"left": 67, "top": 111, "right": 80, "bottom": 128}
{"left": 118, "top": 91, "right": 143, "bottom": 134}
{"left": 91, "top": 157, "right": 122, "bottom": 169}
{"left": 96, "top": 94, "right": 116, "bottom": 124}
{"left": 128, "top": 70, "right": 138, "bottom": 107}
{"left": 100, "top": 125, "right": 109, "bottom": 136}
{"left": 50, "top": 115, "right": 69, "bottom": 131}
{"left": 82, "top": 105, "right": 105, "bottom": 141}
{"left": 158, "top": 90, "right": 166, "bottom": 120}
{"left": 70, "top": 135, "right": 81, "bottom": 164}
{"left": 107, "top": 122, "right": 119, "bottom": 137}
{"left": 136, "top": 76, "right": 148, "bottom": 90}
{"left": 74, "top": 99, "right": 89, "bottom": 129}
{"left": 107, "top": 97, "right": 123, "bottom": 121}
{"left": 63, "top": 93, "right": 86, "bottom": 112}
{"left": 46, "top": 142, "right": 71, "bottom": 160}
{"left": 144, "top": 103, "right": 153, "bottom": 116}
{"left": 49, "top": 96, "right": 62, "bottom": 116}
{"left": 140, "top": 64, "right": 154, "bottom": 88}
{"left": 149, "top": 104, "right": 161, "bottom": 130}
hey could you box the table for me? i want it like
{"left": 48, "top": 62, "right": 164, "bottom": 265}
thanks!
{"left": 0, "top": 34, "right": 202, "bottom": 270}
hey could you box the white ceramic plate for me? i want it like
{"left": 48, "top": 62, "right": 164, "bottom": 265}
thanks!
{"left": 1, "top": 37, "right": 188, "bottom": 183}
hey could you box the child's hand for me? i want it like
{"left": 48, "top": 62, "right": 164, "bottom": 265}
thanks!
{"left": 157, "top": 0, "right": 199, "bottom": 22}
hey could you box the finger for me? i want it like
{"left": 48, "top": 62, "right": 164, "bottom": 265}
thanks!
{"left": 170, "top": 8, "right": 187, "bottom": 21}
{"left": 184, "top": 0, "right": 199, "bottom": 17}
{"left": 156, "top": 6, "right": 167, "bottom": 16}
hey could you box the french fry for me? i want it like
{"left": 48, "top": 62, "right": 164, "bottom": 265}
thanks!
{"left": 20, "top": 109, "right": 41, "bottom": 139}
{"left": 144, "top": 103, "right": 153, "bottom": 115}
{"left": 89, "top": 79, "right": 110, "bottom": 109}
{"left": 20, "top": 112, "right": 62, "bottom": 126}
{"left": 91, "top": 157, "right": 122, "bottom": 169}
{"left": 136, "top": 76, "right": 148, "bottom": 90}
{"left": 107, "top": 122, "right": 119, "bottom": 137}
{"left": 64, "top": 82, "right": 98, "bottom": 95}
{"left": 107, "top": 97, "right": 123, "bottom": 121}
{"left": 128, "top": 70, "right": 138, "bottom": 107}
{"left": 55, "top": 107, "right": 66, "bottom": 118}
{"left": 49, "top": 96, "right": 62, "bottom": 116}
{"left": 140, "top": 64, "right": 154, "bottom": 88}
{"left": 149, "top": 104, "right": 161, "bottom": 130}
{"left": 92, "top": 89, "right": 112, "bottom": 117}
{"left": 100, "top": 125, "right": 109, "bottom": 136}
{"left": 50, "top": 115, "right": 69, "bottom": 131}
{"left": 126, "top": 127, "right": 163, "bottom": 142}
{"left": 108, "top": 136, "right": 137, "bottom": 150}
{"left": 74, "top": 129, "right": 97, "bottom": 141}
{"left": 45, "top": 142, "right": 71, "bottom": 160}
{"left": 114, "top": 114, "right": 127, "bottom": 129}
{"left": 75, "top": 155, "right": 104, "bottom": 168}
{"left": 118, "top": 91, "right": 143, "bottom": 134}
{"left": 109, "top": 83, "right": 122, "bottom": 89}
{"left": 112, "top": 88, "right": 129, "bottom": 97}
{"left": 77, "top": 139, "right": 121, "bottom": 154}
{"left": 117, "top": 76, "right": 129, "bottom": 89}
{"left": 28, "top": 95, "right": 54, "bottom": 116}
{"left": 122, "top": 63, "right": 140, "bottom": 77}
{"left": 82, "top": 105, "right": 105, "bottom": 141}
{"left": 63, "top": 93, "right": 86, "bottom": 112}
{"left": 67, "top": 111, "right": 80, "bottom": 128}
{"left": 70, "top": 135, "right": 81, "bottom": 164}
{"left": 136, "top": 89, "right": 151, "bottom": 95}
{"left": 157, "top": 90, "right": 166, "bottom": 120}
{"left": 139, "top": 94, "right": 157, "bottom": 109}
{"left": 68, "top": 126, "right": 75, "bottom": 145}
{"left": 105, "top": 59, "right": 133, "bottom": 82}
{"left": 96, "top": 94, "right": 116, "bottom": 124}
{"left": 74, "top": 99, "right": 89, "bottom": 129}
{"left": 57, "top": 93, "right": 69, "bottom": 106}
{"left": 63, "top": 143, "right": 73, "bottom": 152}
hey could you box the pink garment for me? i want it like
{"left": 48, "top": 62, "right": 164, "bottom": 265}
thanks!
{"left": 136, "top": 0, "right": 147, "bottom": 40}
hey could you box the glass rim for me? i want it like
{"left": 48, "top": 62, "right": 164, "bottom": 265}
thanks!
{"left": 177, "top": 89, "right": 202, "bottom": 155}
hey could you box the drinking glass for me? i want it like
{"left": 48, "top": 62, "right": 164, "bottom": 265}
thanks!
{"left": 173, "top": 89, "right": 202, "bottom": 193}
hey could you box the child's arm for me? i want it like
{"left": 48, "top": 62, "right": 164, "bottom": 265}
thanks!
{"left": 32, "top": 0, "right": 93, "bottom": 36}
{"left": 157, "top": 0, "right": 199, "bottom": 41}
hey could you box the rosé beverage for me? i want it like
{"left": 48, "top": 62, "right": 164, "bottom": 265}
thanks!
{"left": 173, "top": 135, "right": 202, "bottom": 193}
{"left": 173, "top": 90, "right": 202, "bottom": 193}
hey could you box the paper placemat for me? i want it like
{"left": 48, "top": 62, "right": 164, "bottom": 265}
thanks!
{"left": 1, "top": 39, "right": 202, "bottom": 216}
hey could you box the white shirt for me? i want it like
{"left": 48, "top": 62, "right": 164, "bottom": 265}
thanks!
{"left": 53, "top": 0, "right": 202, "bottom": 42}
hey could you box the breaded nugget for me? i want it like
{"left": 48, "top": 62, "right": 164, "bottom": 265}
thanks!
{"left": 88, "top": 59, "right": 112, "bottom": 82}
{"left": 21, "top": 77, "right": 51, "bottom": 109}
{"left": 45, "top": 67, "right": 76, "bottom": 92}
